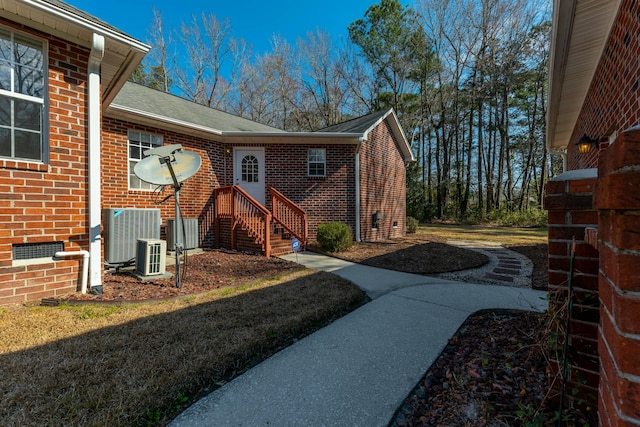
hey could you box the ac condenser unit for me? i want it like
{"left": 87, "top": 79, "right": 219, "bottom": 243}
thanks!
{"left": 166, "top": 218, "right": 199, "bottom": 250}
{"left": 103, "top": 208, "right": 161, "bottom": 264}
{"left": 135, "top": 239, "right": 167, "bottom": 276}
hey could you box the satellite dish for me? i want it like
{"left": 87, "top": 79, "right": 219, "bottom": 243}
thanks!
{"left": 132, "top": 144, "right": 202, "bottom": 289}
{"left": 134, "top": 146, "right": 201, "bottom": 186}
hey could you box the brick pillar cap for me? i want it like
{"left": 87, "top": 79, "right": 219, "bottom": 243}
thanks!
{"left": 550, "top": 168, "right": 597, "bottom": 182}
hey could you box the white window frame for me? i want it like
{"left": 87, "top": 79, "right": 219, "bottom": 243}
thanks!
{"left": 307, "top": 148, "right": 326, "bottom": 177}
{"left": 128, "top": 130, "right": 163, "bottom": 190}
{"left": 0, "top": 27, "right": 47, "bottom": 163}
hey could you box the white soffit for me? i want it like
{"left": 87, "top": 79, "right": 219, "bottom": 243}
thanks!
{"left": 547, "top": 0, "right": 622, "bottom": 150}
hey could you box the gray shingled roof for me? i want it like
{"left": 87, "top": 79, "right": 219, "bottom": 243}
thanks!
{"left": 42, "top": 0, "right": 134, "bottom": 40}
{"left": 315, "top": 110, "right": 390, "bottom": 134}
{"left": 110, "top": 82, "right": 282, "bottom": 133}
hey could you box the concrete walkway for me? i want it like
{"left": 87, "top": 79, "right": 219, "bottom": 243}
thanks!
{"left": 170, "top": 251, "right": 547, "bottom": 427}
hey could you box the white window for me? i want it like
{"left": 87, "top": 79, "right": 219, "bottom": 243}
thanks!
{"left": 308, "top": 149, "right": 326, "bottom": 177}
{"left": 0, "top": 28, "right": 46, "bottom": 162}
{"left": 128, "top": 130, "right": 163, "bottom": 190}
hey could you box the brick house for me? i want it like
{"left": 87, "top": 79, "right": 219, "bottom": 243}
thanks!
{"left": 547, "top": 0, "right": 640, "bottom": 424}
{"left": 0, "top": 1, "right": 413, "bottom": 305}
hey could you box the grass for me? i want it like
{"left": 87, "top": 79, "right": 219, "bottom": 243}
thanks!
{"left": 0, "top": 269, "right": 365, "bottom": 426}
{"left": 419, "top": 223, "right": 547, "bottom": 245}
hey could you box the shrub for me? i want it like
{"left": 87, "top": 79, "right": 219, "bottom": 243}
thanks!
{"left": 317, "top": 222, "right": 353, "bottom": 252}
{"left": 406, "top": 216, "right": 419, "bottom": 234}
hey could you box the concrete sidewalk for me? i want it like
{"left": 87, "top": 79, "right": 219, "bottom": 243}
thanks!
{"left": 170, "top": 252, "right": 547, "bottom": 427}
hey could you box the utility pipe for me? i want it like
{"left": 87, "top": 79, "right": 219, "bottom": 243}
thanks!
{"left": 55, "top": 251, "right": 90, "bottom": 294}
{"left": 354, "top": 138, "right": 364, "bottom": 242}
{"left": 88, "top": 33, "right": 104, "bottom": 293}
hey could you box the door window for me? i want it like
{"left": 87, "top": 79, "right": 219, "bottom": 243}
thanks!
{"left": 241, "top": 155, "right": 259, "bottom": 183}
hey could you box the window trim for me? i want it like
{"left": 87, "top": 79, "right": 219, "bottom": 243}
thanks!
{"left": 0, "top": 26, "right": 48, "bottom": 164}
{"left": 307, "top": 148, "right": 326, "bottom": 177}
{"left": 127, "top": 129, "right": 164, "bottom": 191}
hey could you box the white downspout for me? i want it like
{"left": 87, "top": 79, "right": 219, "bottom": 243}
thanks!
{"left": 88, "top": 34, "right": 104, "bottom": 293}
{"left": 355, "top": 138, "right": 364, "bottom": 242}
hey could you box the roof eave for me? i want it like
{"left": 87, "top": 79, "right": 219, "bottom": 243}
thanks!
{"left": 106, "top": 105, "right": 224, "bottom": 138}
{"left": 363, "top": 109, "right": 414, "bottom": 162}
{"left": 220, "top": 132, "right": 362, "bottom": 145}
{"left": 546, "top": 0, "right": 621, "bottom": 151}
{"left": 106, "top": 105, "right": 364, "bottom": 144}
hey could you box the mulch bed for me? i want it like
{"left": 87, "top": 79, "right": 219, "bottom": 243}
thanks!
{"left": 62, "top": 249, "right": 302, "bottom": 302}
{"left": 391, "top": 310, "right": 594, "bottom": 426}
{"left": 322, "top": 234, "right": 489, "bottom": 274}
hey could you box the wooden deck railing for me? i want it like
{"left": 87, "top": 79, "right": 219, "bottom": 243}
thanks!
{"left": 268, "top": 186, "right": 308, "bottom": 247}
{"left": 214, "top": 186, "right": 272, "bottom": 257}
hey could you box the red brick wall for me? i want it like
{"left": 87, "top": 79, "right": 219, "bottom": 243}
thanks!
{"left": 593, "top": 129, "right": 640, "bottom": 426}
{"left": 568, "top": 0, "right": 640, "bottom": 171}
{"left": 359, "top": 120, "right": 407, "bottom": 241}
{"left": 264, "top": 143, "right": 357, "bottom": 242}
{"left": 0, "top": 22, "right": 91, "bottom": 305}
{"left": 562, "top": 1, "right": 640, "bottom": 424}
{"left": 101, "top": 117, "right": 224, "bottom": 248}
{"left": 544, "top": 171, "right": 600, "bottom": 418}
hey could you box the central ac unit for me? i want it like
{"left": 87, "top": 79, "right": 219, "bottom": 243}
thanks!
{"left": 103, "top": 208, "right": 161, "bottom": 264}
{"left": 166, "top": 218, "right": 199, "bottom": 250}
{"left": 135, "top": 239, "right": 167, "bottom": 276}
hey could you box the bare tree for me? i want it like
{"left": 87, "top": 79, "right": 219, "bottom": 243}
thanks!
{"left": 174, "top": 12, "right": 235, "bottom": 108}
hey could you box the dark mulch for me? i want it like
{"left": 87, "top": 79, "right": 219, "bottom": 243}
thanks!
{"left": 323, "top": 234, "right": 489, "bottom": 274}
{"left": 64, "top": 249, "right": 302, "bottom": 302}
{"left": 391, "top": 310, "right": 594, "bottom": 427}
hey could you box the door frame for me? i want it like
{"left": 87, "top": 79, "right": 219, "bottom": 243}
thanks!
{"left": 233, "top": 147, "right": 266, "bottom": 205}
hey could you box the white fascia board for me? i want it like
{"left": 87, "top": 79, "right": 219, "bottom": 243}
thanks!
{"left": 220, "top": 132, "right": 363, "bottom": 145}
{"left": 19, "top": 0, "right": 149, "bottom": 52}
{"left": 361, "top": 109, "right": 414, "bottom": 162}
{"left": 107, "top": 104, "right": 224, "bottom": 137}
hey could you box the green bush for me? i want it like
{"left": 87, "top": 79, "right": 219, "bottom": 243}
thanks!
{"left": 317, "top": 222, "right": 353, "bottom": 252}
{"left": 406, "top": 216, "right": 419, "bottom": 234}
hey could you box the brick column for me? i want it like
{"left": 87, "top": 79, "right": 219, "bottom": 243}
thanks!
{"left": 593, "top": 128, "right": 640, "bottom": 426}
{"left": 545, "top": 169, "right": 600, "bottom": 418}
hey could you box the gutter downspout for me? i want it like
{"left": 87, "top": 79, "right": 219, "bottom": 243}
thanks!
{"left": 88, "top": 34, "right": 104, "bottom": 294}
{"left": 355, "top": 138, "right": 364, "bottom": 242}
{"left": 548, "top": 148, "right": 567, "bottom": 173}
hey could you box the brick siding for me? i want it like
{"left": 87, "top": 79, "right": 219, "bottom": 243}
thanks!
{"left": 359, "top": 119, "right": 407, "bottom": 241}
{"left": 0, "top": 21, "right": 90, "bottom": 305}
{"left": 544, "top": 172, "right": 600, "bottom": 418}
{"left": 265, "top": 143, "right": 356, "bottom": 242}
{"left": 593, "top": 129, "right": 640, "bottom": 426}
{"left": 560, "top": 1, "right": 640, "bottom": 423}
{"left": 101, "top": 117, "right": 224, "bottom": 248}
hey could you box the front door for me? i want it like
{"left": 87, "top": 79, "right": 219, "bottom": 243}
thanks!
{"left": 233, "top": 148, "right": 265, "bottom": 205}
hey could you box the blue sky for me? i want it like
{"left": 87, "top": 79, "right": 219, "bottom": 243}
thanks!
{"left": 66, "top": 0, "right": 411, "bottom": 55}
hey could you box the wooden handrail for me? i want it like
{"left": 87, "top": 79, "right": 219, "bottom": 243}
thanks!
{"left": 268, "top": 186, "right": 308, "bottom": 247}
{"left": 214, "top": 186, "right": 271, "bottom": 257}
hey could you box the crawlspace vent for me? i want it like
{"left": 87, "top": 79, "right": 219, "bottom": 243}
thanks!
{"left": 13, "top": 242, "right": 64, "bottom": 260}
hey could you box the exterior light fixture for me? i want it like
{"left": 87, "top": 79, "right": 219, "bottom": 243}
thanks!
{"left": 225, "top": 147, "right": 232, "bottom": 155}
{"left": 576, "top": 134, "right": 599, "bottom": 154}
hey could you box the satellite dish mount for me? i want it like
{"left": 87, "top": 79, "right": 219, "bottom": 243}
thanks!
{"left": 134, "top": 144, "right": 202, "bottom": 288}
